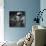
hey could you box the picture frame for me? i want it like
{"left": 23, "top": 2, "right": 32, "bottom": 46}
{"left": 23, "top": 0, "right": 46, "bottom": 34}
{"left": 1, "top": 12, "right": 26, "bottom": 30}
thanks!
{"left": 9, "top": 11, "right": 26, "bottom": 27}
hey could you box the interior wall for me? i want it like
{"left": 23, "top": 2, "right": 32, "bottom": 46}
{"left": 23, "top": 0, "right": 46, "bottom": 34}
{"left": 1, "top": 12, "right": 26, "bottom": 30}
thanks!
{"left": 4, "top": 0, "right": 40, "bottom": 42}
{"left": 40, "top": 0, "right": 46, "bottom": 26}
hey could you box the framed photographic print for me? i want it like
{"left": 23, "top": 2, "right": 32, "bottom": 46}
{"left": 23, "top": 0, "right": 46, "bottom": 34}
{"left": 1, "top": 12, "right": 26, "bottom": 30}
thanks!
{"left": 9, "top": 11, "right": 25, "bottom": 27}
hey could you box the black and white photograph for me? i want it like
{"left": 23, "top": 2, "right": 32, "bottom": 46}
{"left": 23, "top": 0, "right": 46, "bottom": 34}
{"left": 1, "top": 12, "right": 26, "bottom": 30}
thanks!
{"left": 9, "top": 11, "right": 25, "bottom": 27}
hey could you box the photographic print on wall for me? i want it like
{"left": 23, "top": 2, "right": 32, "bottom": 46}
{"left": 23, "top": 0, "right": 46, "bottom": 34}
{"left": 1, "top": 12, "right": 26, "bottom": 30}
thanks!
{"left": 9, "top": 11, "right": 25, "bottom": 27}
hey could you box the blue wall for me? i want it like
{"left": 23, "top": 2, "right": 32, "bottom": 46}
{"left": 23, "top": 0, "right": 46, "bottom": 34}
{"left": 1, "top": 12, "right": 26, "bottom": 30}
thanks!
{"left": 4, "top": 0, "right": 40, "bottom": 42}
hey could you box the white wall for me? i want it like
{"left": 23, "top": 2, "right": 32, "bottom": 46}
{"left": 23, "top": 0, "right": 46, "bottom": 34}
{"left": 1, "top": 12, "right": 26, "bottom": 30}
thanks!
{"left": 0, "top": 0, "right": 4, "bottom": 42}
{"left": 40, "top": 0, "right": 46, "bottom": 27}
